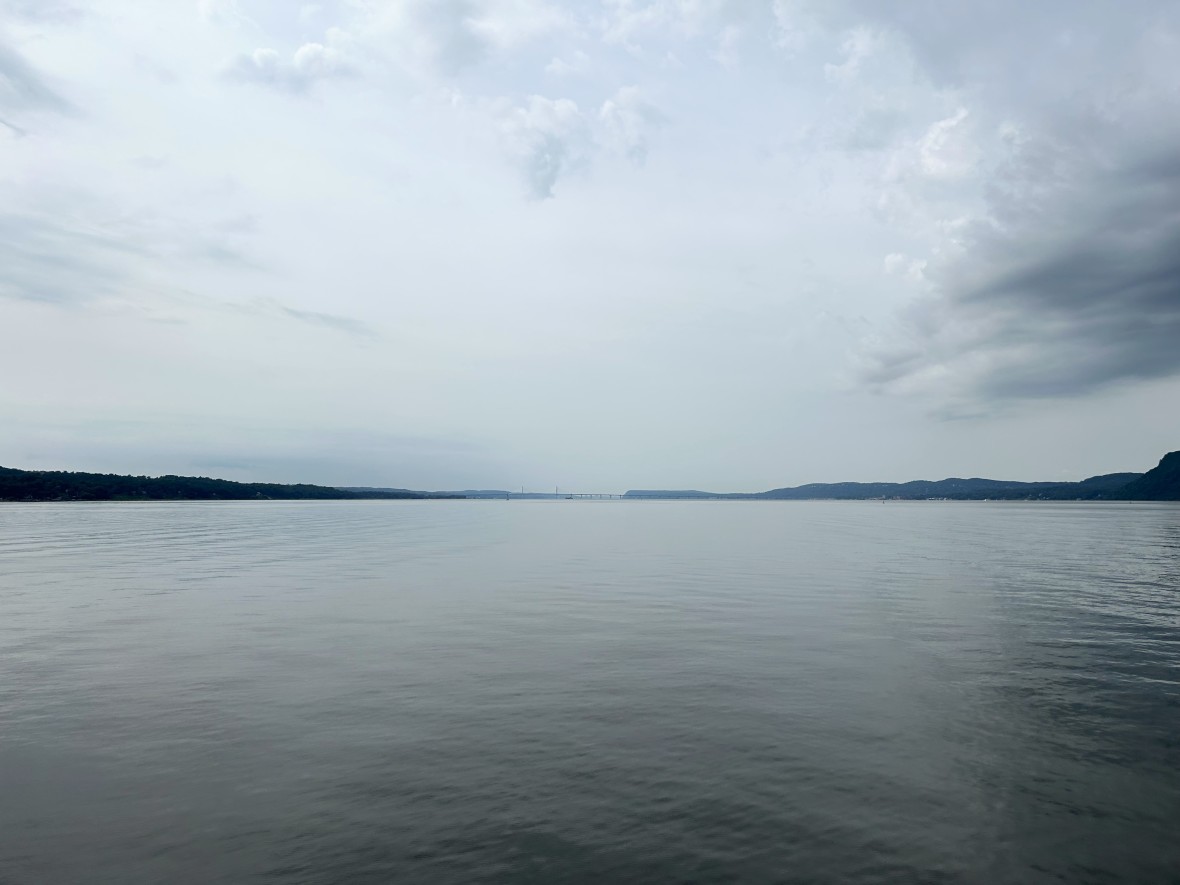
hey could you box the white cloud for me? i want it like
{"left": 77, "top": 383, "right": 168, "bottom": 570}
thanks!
{"left": 598, "top": 86, "right": 664, "bottom": 165}
{"left": 498, "top": 95, "right": 592, "bottom": 198}
{"left": 349, "top": 0, "right": 571, "bottom": 76}
{"left": 770, "top": 0, "right": 819, "bottom": 52}
{"left": 917, "top": 107, "right": 973, "bottom": 178}
{"left": 883, "top": 252, "right": 926, "bottom": 281}
{"left": 545, "top": 50, "right": 589, "bottom": 77}
{"left": 197, "top": 0, "right": 251, "bottom": 27}
{"left": 599, "top": 0, "right": 761, "bottom": 51}
{"left": 224, "top": 38, "right": 349, "bottom": 93}
{"left": 494, "top": 85, "right": 665, "bottom": 197}
{"left": 824, "top": 27, "right": 875, "bottom": 84}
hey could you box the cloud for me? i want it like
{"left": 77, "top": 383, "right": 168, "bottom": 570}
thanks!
{"left": 545, "top": 50, "right": 589, "bottom": 77}
{"left": 600, "top": 0, "right": 746, "bottom": 48}
{"left": 497, "top": 86, "right": 664, "bottom": 197}
{"left": 197, "top": 0, "right": 253, "bottom": 27}
{"left": 598, "top": 86, "right": 664, "bottom": 165}
{"left": 841, "top": 106, "right": 906, "bottom": 152}
{"left": 0, "top": 198, "right": 263, "bottom": 306}
{"left": 0, "top": 202, "right": 374, "bottom": 346}
{"left": 0, "top": 40, "right": 74, "bottom": 116}
{"left": 0, "top": 211, "right": 138, "bottom": 304}
{"left": 6, "top": 0, "right": 1178, "bottom": 487}
{"left": 352, "top": 0, "right": 569, "bottom": 77}
{"left": 863, "top": 125, "right": 1180, "bottom": 405}
{"left": 824, "top": 27, "right": 875, "bottom": 84}
{"left": 914, "top": 108, "right": 974, "bottom": 179}
{"left": 224, "top": 40, "right": 349, "bottom": 93}
{"left": 0, "top": 0, "right": 83, "bottom": 24}
{"left": 498, "top": 95, "right": 592, "bottom": 199}
{"left": 883, "top": 252, "right": 925, "bottom": 281}
{"left": 848, "top": 0, "right": 1180, "bottom": 408}
{"left": 385, "top": 0, "right": 488, "bottom": 74}
{"left": 275, "top": 304, "right": 377, "bottom": 338}
{"left": 0, "top": 115, "right": 27, "bottom": 136}
{"left": 772, "top": 0, "right": 815, "bottom": 51}
{"left": 837, "top": 0, "right": 1175, "bottom": 98}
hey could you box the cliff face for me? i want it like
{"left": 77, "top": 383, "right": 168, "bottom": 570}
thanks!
{"left": 1122, "top": 452, "right": 1180, "bottom": 500}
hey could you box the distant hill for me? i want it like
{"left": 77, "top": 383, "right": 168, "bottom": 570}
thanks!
{"left": 4, "top": 452, "right": 1177, "bottom": 503}
{"left": 624, "top": 470, "right": 1154, "bottom": 501}
{"left": 0, "top": 467, "right": 431, "bottom": 502}
{"left": 1121, "top": 452, "right": 1180, "bottom": 500}
{"left": 753, "top": 472, "right": 1143, "bottom": 501}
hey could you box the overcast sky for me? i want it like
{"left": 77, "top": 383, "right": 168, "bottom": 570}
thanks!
{"left": 2, "top": 0, "right": 1178, "bottom": 491}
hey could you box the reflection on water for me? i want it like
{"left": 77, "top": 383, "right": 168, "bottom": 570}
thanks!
{"left": 1, "top": 500, "right": 1178, "bottom": 883}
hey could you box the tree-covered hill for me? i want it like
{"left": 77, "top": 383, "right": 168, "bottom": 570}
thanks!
{"left": 1120, "top": 452, "right": 1180, "bottom": 500}
{"left": 5, "top": 452, "right": 1177, "bottom": 503}
{"left": 0, "top": 467, "right": 429, "bottom": 502}
{"left": 751, "top": 472, "right": 1144, "bottom": 501}
{"left": 622, "top": 459, "right": 1180, "bottom": 501}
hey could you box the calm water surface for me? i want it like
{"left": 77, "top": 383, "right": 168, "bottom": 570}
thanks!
{"left": 1, "top": 500, "right": 1178, "bottom": 884}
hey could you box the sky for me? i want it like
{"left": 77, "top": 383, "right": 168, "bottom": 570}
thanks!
{"left": 2, "top": 0, "right": 1179, "bottom": 491}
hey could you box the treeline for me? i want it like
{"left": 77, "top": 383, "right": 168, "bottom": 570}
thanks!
{"left": 0, "top": 467, "right": 435, "bottom": 502}
{"left": 3, "top": 450, "right": 1177, "bottom": 503}
{"left": 752, "top": 472, "right": 1143, "bottom": 501}
{"left": 622, "top": 451, "right": 1180, "bottom": 501}
{"left": 1121, "top": 451, "right": 1180, "bottom": 500}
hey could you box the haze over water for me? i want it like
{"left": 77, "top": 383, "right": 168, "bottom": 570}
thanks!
{"left": 1, "top": 500, "right": 1178, "bottom": 884}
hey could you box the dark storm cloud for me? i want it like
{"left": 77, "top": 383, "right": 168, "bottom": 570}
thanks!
{"left": 841, "top": 0, "right": 1173, "bottom": 90}
{"left": 854, "top": 0, "right": 1180, "bottom": 406}
{"left": 864, "top": 135, "right": 1180, "bottom": 403}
